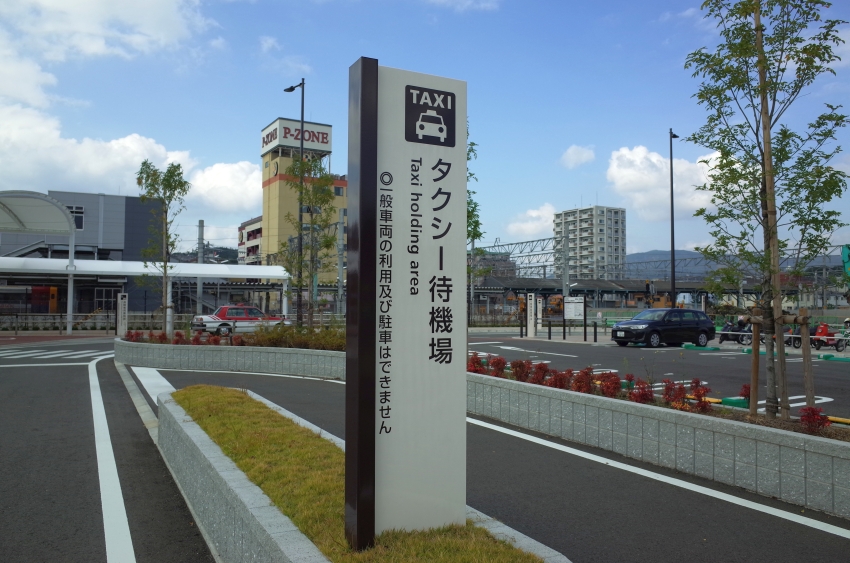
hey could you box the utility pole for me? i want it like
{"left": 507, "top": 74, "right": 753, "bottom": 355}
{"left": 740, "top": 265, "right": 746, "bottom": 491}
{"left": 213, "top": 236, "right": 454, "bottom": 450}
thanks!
{"left": 669, "top": 128, "right": 679, "bottom": 306}
{"left": 469, "top": 239, "right": 475, "bottom": 325}
{"left": 197, "top": 220, "right": 204, "bottom": 315}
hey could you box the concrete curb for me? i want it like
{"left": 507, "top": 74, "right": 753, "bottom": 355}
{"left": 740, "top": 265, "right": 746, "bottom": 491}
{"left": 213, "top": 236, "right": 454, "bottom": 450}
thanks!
{"left": 115, "top": 338, "right": 345, "bottom": 380}
{"left": 467, "top": 373, "right": 850, "bottom": 519}
{"left": 157, "top": 392, "right": 331, "bottom": 563}
{"left": 160, "top": 387, "right": 571, "bottom": 562}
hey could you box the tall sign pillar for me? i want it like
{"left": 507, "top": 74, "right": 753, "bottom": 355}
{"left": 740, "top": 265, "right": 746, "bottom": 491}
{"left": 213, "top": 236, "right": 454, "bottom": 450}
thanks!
{"left": 346, "top": 57, "right": 467, "bottom": 550}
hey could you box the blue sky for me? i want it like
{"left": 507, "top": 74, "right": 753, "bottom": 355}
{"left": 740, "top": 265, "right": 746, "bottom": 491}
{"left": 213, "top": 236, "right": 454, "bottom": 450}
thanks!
{"left": 1, "top": 0, "right": 848, "bottom": 253}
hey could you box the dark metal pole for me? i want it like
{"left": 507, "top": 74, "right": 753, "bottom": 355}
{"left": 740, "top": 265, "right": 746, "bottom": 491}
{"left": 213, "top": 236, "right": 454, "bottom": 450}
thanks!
{"left": 297, "top": 78, "right": 306, "bottom": 327}
{"left": 548, "top": 320, "right": 551, "bottom": 340}
{"left": 670, "top": 128, "right": 679, "bottom": 307}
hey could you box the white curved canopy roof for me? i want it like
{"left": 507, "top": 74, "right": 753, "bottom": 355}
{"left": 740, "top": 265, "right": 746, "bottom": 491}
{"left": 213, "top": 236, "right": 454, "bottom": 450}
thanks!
{"left": 0, "top": 257, "right": 290, "bottom": 280}
{"left": 0, "top": 191, "right": 76, "bottom": 235}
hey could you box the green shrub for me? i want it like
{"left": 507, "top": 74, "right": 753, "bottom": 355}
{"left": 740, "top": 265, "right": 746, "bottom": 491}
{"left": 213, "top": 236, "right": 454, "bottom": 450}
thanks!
{"left": 245, "top": 324, "right": 345, "bottom": 351}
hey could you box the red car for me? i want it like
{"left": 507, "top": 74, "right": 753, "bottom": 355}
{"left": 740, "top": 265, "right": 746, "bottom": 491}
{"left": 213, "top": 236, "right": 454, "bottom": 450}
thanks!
{"left": 191, "top": 305, "right": 289, "bottom": 336}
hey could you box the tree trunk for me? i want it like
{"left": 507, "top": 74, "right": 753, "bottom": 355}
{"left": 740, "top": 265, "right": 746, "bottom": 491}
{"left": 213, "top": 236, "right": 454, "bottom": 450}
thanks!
{"left": 756, "top": 2, "right": 785, "bottom": 419}
{"left": 162, "top": 208, "right": 169, "bottom": 336}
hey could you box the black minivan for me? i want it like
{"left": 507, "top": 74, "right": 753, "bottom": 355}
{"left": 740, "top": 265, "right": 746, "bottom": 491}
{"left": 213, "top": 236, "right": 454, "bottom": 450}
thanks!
{"left": 611, "top": 308, "right": 716, "bottom": 348}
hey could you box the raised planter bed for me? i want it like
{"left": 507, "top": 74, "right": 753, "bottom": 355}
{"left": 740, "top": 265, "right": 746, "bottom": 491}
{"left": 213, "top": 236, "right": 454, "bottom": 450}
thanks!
{"left": 114, "top": 338, "right": 345, "bottom": 380}
{"left": 467, "top": 372, "right": 850, "bottom": 519}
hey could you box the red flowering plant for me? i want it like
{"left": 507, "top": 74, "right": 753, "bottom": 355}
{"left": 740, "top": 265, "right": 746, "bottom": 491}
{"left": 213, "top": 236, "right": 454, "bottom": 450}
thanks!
{"left": 739, "top": 384, "right": 751, "bottom": 404}
{"left": 544, "top": 368, "right": 573, "bottom": 390}
{"left": 623, "top": 373, "right": 635, "bottom": 390}
{"left": 467, "top": 352, "right": 487, "bottom": 374}
{"left": 528, "top": 362, "right": 550, "bottom": 385}
{"left": 628, "top": 378, "right": 655, "bottom": 404}
{"left": 510, "top": 359, "right": 532, "bottom": 383}
{"left": 231, "top": 334, "right": 245, "bottom": 346}
{"left": 190, "top": 331, "right": 204, "bottom": 345}
{"left": 570, "top": 367, "right": 594, "bottom": 394}
{"left": 155, "top": 331, "right": 169, "bottom": 344}
{"left": 171, "top": 331, "right": 188, "bottom": 345}
{"left": 488, "top": 356, "right": 507, "bottom": 378}
{"left": 208, "top": 335, "right": 221, "bottom": 346}
{"left": 662, "top": 379, "right": 689, "bottom": 411}
{"left": 689, "top": 378, "right": 713, "bottom": 414}
{"left": 799, "top": 407, "right": 832, "bottom": 435}
{"left": 596, "top": 372, "right": 622, "bottom": 398}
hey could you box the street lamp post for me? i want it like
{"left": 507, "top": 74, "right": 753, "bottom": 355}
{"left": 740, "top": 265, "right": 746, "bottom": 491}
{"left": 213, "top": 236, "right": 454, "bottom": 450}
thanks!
{"left": 669, "top": 128, "right": 679, "bottom": 307}
{"left": 285, "top": 78, "right": 306, "bottom": 326}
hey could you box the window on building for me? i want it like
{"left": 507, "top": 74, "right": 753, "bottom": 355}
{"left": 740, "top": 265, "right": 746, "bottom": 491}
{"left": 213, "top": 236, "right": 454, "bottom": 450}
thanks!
{"left": 66, "top": 206, "right": 84, "bottom": 230}
{"left": 598, "top": 219, "right": 604, "bottom": 224}
{"left": 599, "top": 210, "right": 604, "bottom": 215}
{"left": 334, "top": 186, "right": 344, "bottom": 197}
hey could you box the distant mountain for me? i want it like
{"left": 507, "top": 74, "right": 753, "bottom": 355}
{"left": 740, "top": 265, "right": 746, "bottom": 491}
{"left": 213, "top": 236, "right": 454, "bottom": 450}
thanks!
{"left": 625, "top": 249, "right": 702, "bottom": 263}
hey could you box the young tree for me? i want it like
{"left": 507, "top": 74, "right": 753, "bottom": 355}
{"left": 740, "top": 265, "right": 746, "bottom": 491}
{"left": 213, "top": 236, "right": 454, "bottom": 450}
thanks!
{"left": 685, "top": 0, "right": 847, "bottom": 418}
{"left": 276, "top": 157, "right": 338, "bottom": 327}
{"left": 136, "top": 159, "right": 192, "bottom": 336}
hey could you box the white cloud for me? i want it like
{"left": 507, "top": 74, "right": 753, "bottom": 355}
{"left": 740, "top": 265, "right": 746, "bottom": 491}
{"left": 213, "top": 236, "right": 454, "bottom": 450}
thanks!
{"left": 0, "top": 31, "right": 56, "bottom": 107}
{"left": 259, "top": 35, "right": 280, "bottom": 53}
{"left": 506, "top": 203, "right": 556, "bottom": 237}
{"left": 0, "top": 0, "right": 211, "bottom": 61}
{"left": 559, "top": 145, "right": 595, "bottom": 169}
{"left": 425, "top": 0, "right": 499, "bottom": 11}
{"left": 188, "top": 161, "right": 262, "bottom": 213}
{"left": 606, "top": 145, "right": 715, "bottom": 222}
{"left": 209, "top": 36, "right": 227, "bottom": 50}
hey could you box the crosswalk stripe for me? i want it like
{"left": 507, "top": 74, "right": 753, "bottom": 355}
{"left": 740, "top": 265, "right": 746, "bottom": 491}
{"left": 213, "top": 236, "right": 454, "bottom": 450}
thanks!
{"left": 0, "top": 349, "right": 32, "bottom": 356}
{"left": 25, "top": 350, "right": 74, "bottom": 358}
{"left": 60, "top": 350, "right": 106, "bottom": 358}
{"left": 0, "top": 350, "right": 52, "bottom": 358}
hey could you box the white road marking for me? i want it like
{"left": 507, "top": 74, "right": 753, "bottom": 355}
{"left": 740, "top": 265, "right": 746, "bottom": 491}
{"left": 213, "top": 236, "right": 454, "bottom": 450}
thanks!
{"left": 470, "top": 341, "right": 502, "bottom": 345}
{"left": 495, "top": 345, "right": 577, "bottom": 358}
{"left": 61, "top": 350, "right": 108, "bottom": 358}
{"left": 0, "top": 350, "right": 49, "bottom": 358}
{"left": 88, "top": 357, "right": 137, "bottom": 563}
{"left": 25, "top": 350, "right": 74, "bottom": 358}
{"left": 1, "top": 362, "right": 90, "bottom": 368}
{"left": 756, "top": 396, "right": 833, "bottom": 413}
{"left": 131, "top": 367, "right": 177, "bottom": 402}
{"left": 467, "top": 417, "right": 850, "bottom": 540}
{"left": 0, "top": 349, "right": 27, "bottom": 356}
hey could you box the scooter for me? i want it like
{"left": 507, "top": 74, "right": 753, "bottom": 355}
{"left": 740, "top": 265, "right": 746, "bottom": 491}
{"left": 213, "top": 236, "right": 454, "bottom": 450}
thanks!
{"left": 719, "top": 320, "right": 740, "bottom": 344}
{"left": 738, "top": 324, "right": 753, "bottom": 346}
{"left": 813, "top": 322, "right": 847, "bottom": 352}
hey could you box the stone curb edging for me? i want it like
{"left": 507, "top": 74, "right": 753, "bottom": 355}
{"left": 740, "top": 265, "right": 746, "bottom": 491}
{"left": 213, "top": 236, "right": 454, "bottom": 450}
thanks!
{"left": 157, "top": 392, "right": 331, "bottom": 563}
{"left": 115, "top": 338, "right": 344, "bottom": 380}
{"left": 467, "top": 373, "right": 850, "bottom": 519}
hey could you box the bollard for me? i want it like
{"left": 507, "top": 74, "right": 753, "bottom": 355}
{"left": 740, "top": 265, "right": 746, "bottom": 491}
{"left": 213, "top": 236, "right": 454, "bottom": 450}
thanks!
{"left": 584, "top": 320, "right": 587, "bottom": 342}
{"left": 520, "top": 318, "right": 524, "bottom": 338}
{"left": 563, "top": 318, "right": 566, "bottom": 340}
{"left": 548, "top": 320, "right": 552, "bottom": 340}
{"left": 593, "top": 321, "right": 597, "bottom": 343}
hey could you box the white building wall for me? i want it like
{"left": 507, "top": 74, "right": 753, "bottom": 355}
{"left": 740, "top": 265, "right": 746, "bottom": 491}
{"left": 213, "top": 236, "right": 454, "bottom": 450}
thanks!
{"left": 554, "top": 206, "right": 626, "bottom": 281}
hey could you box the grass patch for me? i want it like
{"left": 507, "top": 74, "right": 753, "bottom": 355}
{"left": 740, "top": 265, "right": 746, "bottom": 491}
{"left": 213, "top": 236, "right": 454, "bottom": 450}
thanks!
{"left": 173, "top": 385, "right": 542, "bottom": 563}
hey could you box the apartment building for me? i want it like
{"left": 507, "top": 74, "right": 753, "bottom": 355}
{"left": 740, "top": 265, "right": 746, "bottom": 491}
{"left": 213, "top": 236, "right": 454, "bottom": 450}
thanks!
{"left": 553, "top": 206, "right": 626, "bottom": 280}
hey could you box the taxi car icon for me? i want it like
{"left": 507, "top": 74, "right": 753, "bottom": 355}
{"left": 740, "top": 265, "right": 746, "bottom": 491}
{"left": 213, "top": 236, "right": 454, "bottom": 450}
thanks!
{"left": 416, "top": 110, "right": 447, "bottom": 142}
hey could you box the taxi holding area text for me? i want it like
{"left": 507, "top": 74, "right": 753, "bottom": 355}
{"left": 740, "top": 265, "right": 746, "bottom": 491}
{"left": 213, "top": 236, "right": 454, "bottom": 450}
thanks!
{"left": 191, "top": 305, "right": 290, "bottom": 336}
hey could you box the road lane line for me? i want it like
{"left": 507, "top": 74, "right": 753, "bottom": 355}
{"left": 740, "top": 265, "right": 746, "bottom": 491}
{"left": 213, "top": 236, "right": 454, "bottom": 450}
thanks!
{"left": 131, "top": 367, "right": 177, "bottom": 402}
{"left": 153, "top": 367, "right": 346, "bottom": 385}
{"left": 62, "top": 350, "right": 108, "bottom": 358}
{"left": 470, "top": 341, "right": 503, "bottom": 345}
{"left": 25, "top": 350, "right": 74, "bottom": 358}
{"left": 1, "top": 362, "right": 90, "bottom": 368}
{"left": 88, "top": 357, "right": 137, "bottom": 563}
{"left": 467, "top": 417, "right": 850, "bottom": 539}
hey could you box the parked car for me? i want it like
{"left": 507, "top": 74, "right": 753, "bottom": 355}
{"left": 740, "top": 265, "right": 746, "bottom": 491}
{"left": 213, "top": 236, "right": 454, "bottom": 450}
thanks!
{"left": 612, "top": 308, "right": 716, "bottom": 348}
{"left": 191, "top": 305, "right": 289, "bottom": 336}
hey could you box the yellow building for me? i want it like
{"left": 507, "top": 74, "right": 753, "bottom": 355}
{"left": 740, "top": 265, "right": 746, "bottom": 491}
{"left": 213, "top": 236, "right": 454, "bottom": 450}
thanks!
{"left": 259, "top": 117, "right": 347, "bottom": 285}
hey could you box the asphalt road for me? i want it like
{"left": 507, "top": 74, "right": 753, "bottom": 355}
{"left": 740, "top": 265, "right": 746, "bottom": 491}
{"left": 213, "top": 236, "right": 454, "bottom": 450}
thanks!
{"left": 0, "top": 339, "right": 213, "bottom": 563}
{"left": 469, "top": 333, "right": 850, "bottom": 418}
{"left": 136, "top": 366, "right": 850, "bottom": 563}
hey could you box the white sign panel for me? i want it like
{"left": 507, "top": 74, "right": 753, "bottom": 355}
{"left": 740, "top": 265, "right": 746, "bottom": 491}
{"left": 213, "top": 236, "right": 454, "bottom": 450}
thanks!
{"left": 374, "top": 66, "right": 467, "bottom": 533}
{"left": 117, "top": 293, "right": 128, "bottom": 335}
{"left": 564, "top": 296, "right": 585, "bottom": 320}
{"left": 260, "top": 118, "right": 333, "bottom": 156}
{"left": 526, "top": 293, "right": 535, "bottom": 337}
